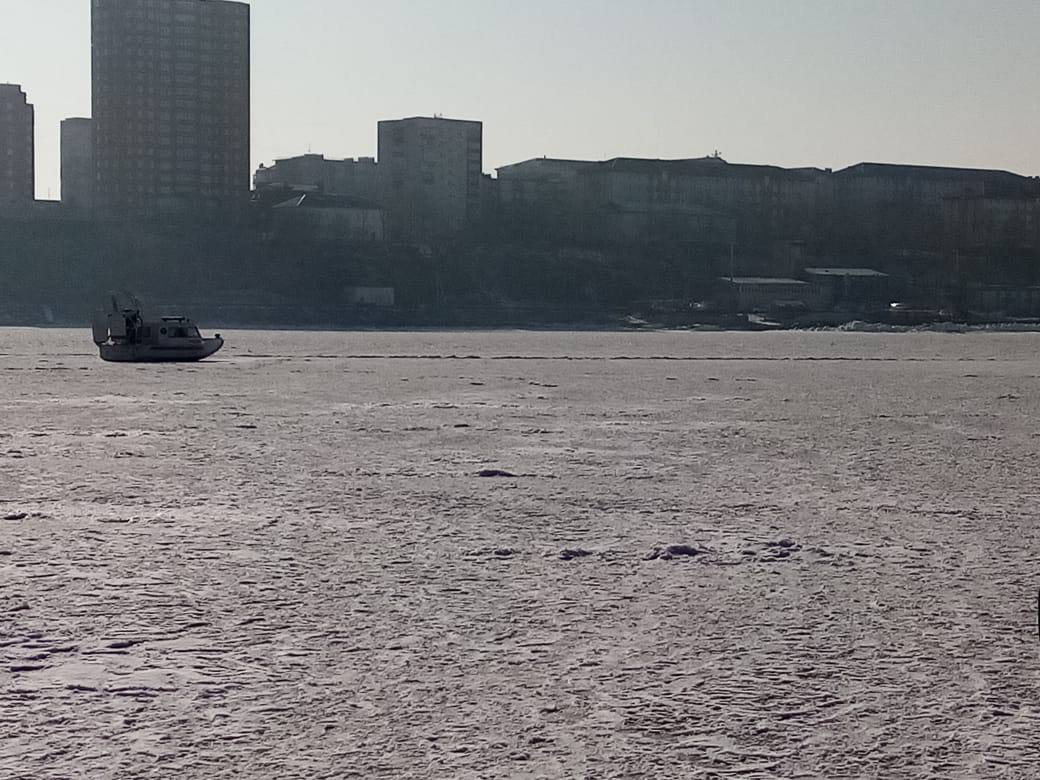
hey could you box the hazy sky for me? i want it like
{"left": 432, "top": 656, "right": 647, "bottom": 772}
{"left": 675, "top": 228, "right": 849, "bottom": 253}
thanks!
{"left": 3, "top": 0, "right": 1040, "bottom": 198}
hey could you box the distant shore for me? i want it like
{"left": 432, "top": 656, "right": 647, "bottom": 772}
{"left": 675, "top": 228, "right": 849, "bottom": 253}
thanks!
{"left": 3, "top": 313, "right": 1040, "bottom": 335}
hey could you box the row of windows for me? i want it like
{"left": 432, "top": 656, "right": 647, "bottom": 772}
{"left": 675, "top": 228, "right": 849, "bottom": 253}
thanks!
{"left": 96, "top": 56, "right": 246, "bottom": 69}
{"left": 94, "top": 52, "right": 245, "bottom": 63}
{"left": 95, "top": 76, "right": 248, "bottom": 86}
{"left": 99, "top": 148, "right": 247, "bottom": 159}
{"left": 100, "top": 156, "right": 245, "bottom": 166}
{"left": 99, "top": 157, "right": 246, "bottom": 167}
{"left": 109, "top": 114, "right": 244, "bottom": 126}
{"left": 94, "top": 7, "right": 247, "bottom": 26}
{"left": 95, "top": 99, "right": 247, "bottom": 111}
{"left": 96, "top": 40, "right": 247, "bottom": 53}
{"left": 96, "top": 27, "right": 246, "bottom": 42}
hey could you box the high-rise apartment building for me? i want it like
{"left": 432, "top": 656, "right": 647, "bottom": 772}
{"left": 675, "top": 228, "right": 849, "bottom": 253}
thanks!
{"left": 377, "top": 117, "right": 483, "bottom": 241}
{"left": 0, "top": 84, "right": 35, "bottom": 207}
{"left": 61, "top": 118, "right": 95, "bottom": 211}
{"left": 91, "top": 0, "right": 250, "bottom": 216}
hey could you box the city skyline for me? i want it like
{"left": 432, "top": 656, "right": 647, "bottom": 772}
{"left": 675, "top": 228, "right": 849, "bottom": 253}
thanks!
{"left": 3, "top": 0, "right": 1040, "bottom": 199}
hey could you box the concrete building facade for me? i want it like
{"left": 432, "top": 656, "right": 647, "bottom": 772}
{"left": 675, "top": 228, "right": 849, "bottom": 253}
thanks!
{"left": 0, "top": 84, "right": 34, "bottom": 207}
{"left": 61, "top": 118, "right": 95, "bottom": 211}
{"left": 496, "top": 158, "right": 598, "bottom": 241}
{"left": 828, "top": 163, "right": 1038, "bottom": 257}
{"left": 254, "top": 154, "right": 381, "bottom": 203}
{"left": 271, "top": 192, "right": 385, "bottom": 243}
{"left": 377, "top": 117, "right": 482, "bottom": 241}
{"left": 943, "top": 195, "right": 1040, "bottom": 254}
{"left": 91, "top": 0, "right": 250, "bottom": 216}
{"left": 497, "top": 156, "right": 822, "bottom": 248}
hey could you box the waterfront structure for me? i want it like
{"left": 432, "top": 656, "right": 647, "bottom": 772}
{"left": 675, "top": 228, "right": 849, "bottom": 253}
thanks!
{"left": 377, "top": 117, "right": 483, "bottom": 240}
{"left": 254, "top": 154, "right": 381, "bottom": 203}
{"left": 91, "top": 0, "right": 250, "bottom": 216}
{"left": 61, "top": 118, "right": 95, "bottom": 211}
{"left": 717, "top": 277, "right": 813, "bottom": 312}
{"left": 803, "top": 267, "right": 889, "bottom": 309}
{"left": 0, "top": 84, "right": 34, "bottom": 207}
{"left": 968, "top": 284, "right": 1040, "bottom": 317}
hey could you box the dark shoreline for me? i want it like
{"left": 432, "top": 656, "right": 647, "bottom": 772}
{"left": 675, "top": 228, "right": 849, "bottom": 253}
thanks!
{"left": 4, "top": 298, "right": 1040, "bottom": 333}
{"left": 4, "top": 319, "right": 1040, "bottom": 335}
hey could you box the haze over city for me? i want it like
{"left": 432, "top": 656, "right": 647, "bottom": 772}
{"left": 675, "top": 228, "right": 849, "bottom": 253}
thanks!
{"left": 4, "top": 0, "right": 1040, "bottom": 199}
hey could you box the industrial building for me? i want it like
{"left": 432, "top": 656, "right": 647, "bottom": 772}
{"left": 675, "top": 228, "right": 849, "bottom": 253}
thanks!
{"left": 0, "top": 84, "right": 34, "bottom": 207}
{"left": 91, "top": 0, "right": 250, "bottom": 216}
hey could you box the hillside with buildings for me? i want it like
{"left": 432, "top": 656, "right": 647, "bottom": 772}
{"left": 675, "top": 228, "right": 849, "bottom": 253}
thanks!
{"left": 2, "top": 0, "right": 1040, "bottom": 326}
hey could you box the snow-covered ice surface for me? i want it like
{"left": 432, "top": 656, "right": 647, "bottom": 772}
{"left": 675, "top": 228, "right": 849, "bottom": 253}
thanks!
{"left": 2, "top": 329, "right": 1039, "bottom": 779}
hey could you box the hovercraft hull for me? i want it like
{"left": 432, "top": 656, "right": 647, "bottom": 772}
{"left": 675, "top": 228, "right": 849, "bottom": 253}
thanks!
{"left": 99, "top": 338, "right": 224, "bottom": 363}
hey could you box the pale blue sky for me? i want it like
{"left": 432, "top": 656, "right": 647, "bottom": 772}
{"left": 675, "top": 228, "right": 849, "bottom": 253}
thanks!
{"left": 2, "top": 0, "right": 1039, "bottom": 198}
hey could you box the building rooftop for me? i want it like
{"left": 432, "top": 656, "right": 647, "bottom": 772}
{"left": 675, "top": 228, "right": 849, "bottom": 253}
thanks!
{"left": 378, "top": 116, "right": 482, "bottom": 126}
{"left": 0, "top": 84, "right": 29, "bottom": 100}
{"left": 273, "top": 192, "right": 383, "bottom": 211}
{"left": 603, "top": 157, "right": 822, "bottom": 179}
{"left": 497, "top": 156, "right": 825, "bottom": 179}
{"left": 835, "top": 162, "right": 1029, "bottom": 181}
{"left": 496, "top": 158, "right": 601, "bottom": 173}
{"left": 804, "top": 268, "right": 889, "bottom": 278}
{"left": 720, "top": 277, "right": 809, "bottom": 286}
{"left": 264, "top": 153, "right": 378, "bottom": 166}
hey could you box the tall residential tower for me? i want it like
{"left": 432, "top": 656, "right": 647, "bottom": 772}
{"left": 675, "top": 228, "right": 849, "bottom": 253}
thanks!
{"left": 91, "top": 0, "right": 250, "bottom": 216}
{"left": 0, "top": 84, "right": 35, "bottom": 207}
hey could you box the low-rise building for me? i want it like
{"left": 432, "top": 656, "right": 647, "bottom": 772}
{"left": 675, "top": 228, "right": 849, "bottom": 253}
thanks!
{"left": 496, "top": 158, "right": 599, "bottom": 240}
{"left": 717, "top": 277, "right": 812, "bottom": 312}
{"left": 803, "top": 267, "right": 889, "bottom": 309}
{"left": 254, "top": 154, "right": 382, "bottom": 203}
{"left": 271, "top": 192, "right": 385, "bottom": 242}
{"left": 968, "top": 285, "right": 1040, "bottom": 317}
{"left": 829, "top": 163, "right": 1038, "bottom": 256}
{"left": 496, "top": 155, "right": 822, "bottom": 247}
